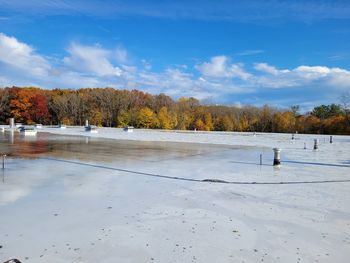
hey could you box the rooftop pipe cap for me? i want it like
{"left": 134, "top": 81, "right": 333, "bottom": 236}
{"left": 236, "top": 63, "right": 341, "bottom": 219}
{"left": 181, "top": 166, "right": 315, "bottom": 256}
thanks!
{"left": 273, "top": 148, "right": 281, "bottom": 166}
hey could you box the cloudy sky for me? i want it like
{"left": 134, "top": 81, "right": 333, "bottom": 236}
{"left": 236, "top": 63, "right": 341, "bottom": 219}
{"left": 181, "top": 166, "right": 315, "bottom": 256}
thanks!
{"left": 0, "top": 0, "right": 349, "bottom": 110}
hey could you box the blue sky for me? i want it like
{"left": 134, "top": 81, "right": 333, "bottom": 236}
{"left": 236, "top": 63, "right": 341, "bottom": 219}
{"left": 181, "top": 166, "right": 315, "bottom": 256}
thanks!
{"left": 0, "top": 0, "right": 349, "bottom": 110}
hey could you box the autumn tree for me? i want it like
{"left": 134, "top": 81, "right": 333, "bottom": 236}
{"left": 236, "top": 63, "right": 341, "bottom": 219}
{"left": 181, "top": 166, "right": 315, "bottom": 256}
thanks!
{"left": 203, "top": 112, "right": 214, "bottom": 131}
{"left": 90, "top": 110, "right": 104, "bottom": 126}
{"left": 30, "top": 94, "right": 51, "bottom": 124}
{"left": 215, "top": 116, "right": 233, "bottom": 131}
{"left": 0, "top": 88, "right": 10, "bottom": 123}
{"left": 340, "top": 92, "right": 350, "bottom": 128}
{"left": 157, "top": 107, "right": 173, "bottom": 129}
{"left": 304, "top": 115, "right": 321, "bottom": 134}
{"left": 116, "top": 111, "right": 131, "bottom": 127}
{"left": 0, "top": 86, "right": 349, "bottom": 135}
{"left": 49, "top": 90, "right": 71, "bottom": 124}
{"left": 153, "top": 94, "right": 174, "bottom": 113}
{"left": 273, "top": 111, "right": 295, "bottom": 133}
{"left": 258, "top": 105, "right": 274, "bottom": 132}
{"left": 137, "top": 107, "right": 156, "bottom": 128}
{"left": 194, "top": 119, "right": 205, "bottom": 130}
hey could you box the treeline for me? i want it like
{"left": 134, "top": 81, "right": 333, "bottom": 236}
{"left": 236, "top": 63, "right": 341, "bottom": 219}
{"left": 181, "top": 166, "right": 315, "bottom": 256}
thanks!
{"left": 0, "top": 87, "right": 349, "bottom": 134}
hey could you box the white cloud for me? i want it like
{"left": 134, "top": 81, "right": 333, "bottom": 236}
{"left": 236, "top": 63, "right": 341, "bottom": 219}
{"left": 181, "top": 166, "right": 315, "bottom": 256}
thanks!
{"left": 136, "top": 67, "right": 249, "bottom": 100}
{"left": 141, "top": 59, "right": 152, "bottom": 70}
{"left": 63, "top": 42, "right": 122, "bottom": 77}
{"left": 115, "top": 47, "right": 128, "bottom": 63}
{"left": 1, "top": 32, "right": 349, "bottom": 107}
{"left": 253, "top": 63, "right": 350, "bottom": 90}
{"left": 254, "top": 63, "right": 281, "bottom": 75}
{"left": 195, "top": 56, "right": 251, "bottom": 80}
{"left": 54, "top": 72, "right": 102, "bottom": 88}
{"left": 0, "top": 33, "right": 50, "bottom": 77}
{"left": 293, "top": 65, "right": 331, "bottom": 79}
{"left": 291, "top": 65, "right": 350, "bottom": 87}
{"left": 195, "top": 56, "right": 227, "bottom": 77}
{"left": 137, "top": 69, "right": 200, "bottom": 97}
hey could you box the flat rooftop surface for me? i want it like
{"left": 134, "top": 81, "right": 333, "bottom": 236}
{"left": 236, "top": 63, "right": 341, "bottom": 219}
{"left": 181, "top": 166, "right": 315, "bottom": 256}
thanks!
{"left": 0, "top": 127, "right": 349, "bottom": 262}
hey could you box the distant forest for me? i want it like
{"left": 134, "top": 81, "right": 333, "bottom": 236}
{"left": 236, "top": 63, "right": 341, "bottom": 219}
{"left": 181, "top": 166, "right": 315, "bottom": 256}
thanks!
{"left": 0, "top": 87, "right": 349, "bottom": 134}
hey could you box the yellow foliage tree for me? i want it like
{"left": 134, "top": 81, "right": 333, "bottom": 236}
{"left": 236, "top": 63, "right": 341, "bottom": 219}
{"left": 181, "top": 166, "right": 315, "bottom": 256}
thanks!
{"left": 194, "top": 118, "right": 206, "bottom": 130}
{"left": 61, "top": 117, "right": 73, "bottom": 125}
{"left": 304, "top": 115, "right": 321, "bottom": 133}
{"left": 295, "top": 115, "right": 306, "bottom": 133}
{"left": 158, "top": 107, "right": 173, "bottom": 129}
{"left": 204, "top": 113, "right": 214, "bottom": 131}
{"left": 239, "top": 116, "right": 249, "bottom": 131}
{"left": 90, "top": 110, "right": 103, "bottom": 127}
{"left": 273, "top": 111, "right": 296, "bottom": 132}
{"left": 117, "top": 111, "right": 130, "bottom": 127}
{"left": 137, "top": 107, "right": 155, "bottom": 128}
{"left": 176, "top": 111, "right": 191, "bottom": 130}
{"left": 217, "top": 116, "right": 233, "bottom": 131}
